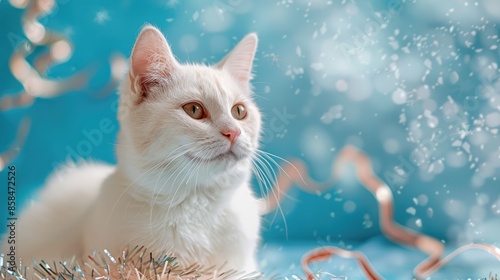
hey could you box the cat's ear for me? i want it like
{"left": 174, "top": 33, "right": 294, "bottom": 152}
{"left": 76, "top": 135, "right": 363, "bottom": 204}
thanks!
{"left": 217, "top": 33, "right": 258, "bottom": 90}
{"left": 128, "top": 25, "right": 178, "bottom": 100}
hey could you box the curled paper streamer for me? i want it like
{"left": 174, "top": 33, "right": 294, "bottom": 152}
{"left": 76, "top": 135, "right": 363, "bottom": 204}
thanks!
{"left": 10, "top": 0, "right": 89, "bottom": 98}
{"left": 260, "top": 145, "right": 500, "bottom": 279}
{"left": 0, "top": 91, "right": 34, "bottom": 110}
{"left": 2, "top": 0, "right": 91, "bottom": 113}
{"left": 2, "top": 0, "right": 120, "bottom": 169}
{"left": 301, "top": 246, "right": 382, "bottom": 279}
{"left": 1, "top": 0, "right": 90, "bottom": 170}
{"left": 9, "top": 41, "right": 88, "bottom": 99}
{"left": 8, "top": 0, "right": 30, "bottom": 9}
{"left": 0, "top": 118, "right": 30, "bottom": 172}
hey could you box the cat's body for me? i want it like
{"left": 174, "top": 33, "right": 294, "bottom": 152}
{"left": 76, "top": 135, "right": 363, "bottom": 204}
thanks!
{"left": 1, "top": 26, "right": 262, "bottom": 273}
{"left": 83, "top": 164, "right": 260, "bottom": 271}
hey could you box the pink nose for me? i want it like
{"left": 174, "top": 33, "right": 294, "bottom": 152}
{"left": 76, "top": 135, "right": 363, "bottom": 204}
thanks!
{"left": 221, "top": 129, "right": 240, "bottom": 144}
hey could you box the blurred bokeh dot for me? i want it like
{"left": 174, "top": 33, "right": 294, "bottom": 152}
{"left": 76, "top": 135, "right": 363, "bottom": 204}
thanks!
{"left": 199, "top": 7, "right": 234, "bottom": 32}
{"left": 343, "top": 200, "right": 356, "bottom": 213}
{"left": 383, "top": 138, "right": 400, "bottom": 154}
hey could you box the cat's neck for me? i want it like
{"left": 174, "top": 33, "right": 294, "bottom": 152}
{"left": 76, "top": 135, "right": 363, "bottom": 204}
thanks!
{"left": 108, "top": 164, "right": 247, "bottom": 211}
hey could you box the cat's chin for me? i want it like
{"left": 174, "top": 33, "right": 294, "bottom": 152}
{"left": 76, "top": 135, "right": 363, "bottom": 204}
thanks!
{"left": 186, "top": 151, "right": 241, "bottom": 163}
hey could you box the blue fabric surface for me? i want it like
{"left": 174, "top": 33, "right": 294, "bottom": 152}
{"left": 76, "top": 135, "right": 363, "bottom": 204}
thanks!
{"left": 260, "top": 237, "right": 500, "bottom": 279}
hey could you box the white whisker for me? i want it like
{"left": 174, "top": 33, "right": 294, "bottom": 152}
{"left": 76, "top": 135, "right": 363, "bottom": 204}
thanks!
{"left": 258, "top": 150, "right": 307, "bottom": 185}
{"left": 252, "top": 153, "right": 289, "bottom": 239}
{"left": 149, "top": 142, "right": 198, "bottom": 237}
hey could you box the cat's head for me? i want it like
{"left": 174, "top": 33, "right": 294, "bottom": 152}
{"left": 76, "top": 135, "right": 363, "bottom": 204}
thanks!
{"left": 116, "top": 25, "right": 261, "bottom": 195}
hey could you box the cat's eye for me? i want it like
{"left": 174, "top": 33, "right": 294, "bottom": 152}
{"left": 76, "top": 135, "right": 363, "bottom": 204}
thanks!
{"left": 231, "top": 104, "right": 247, "bottom": 120}
{"left": 183, "top": 102, "right": 206, "bottom": 120}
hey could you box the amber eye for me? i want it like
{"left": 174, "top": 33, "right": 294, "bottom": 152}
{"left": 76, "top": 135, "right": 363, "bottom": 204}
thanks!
{"left": 183, "top": 102, "right": 206, "bottom": 120}
{"left": 231, "top": 104, "right": 247, "bottom": 120}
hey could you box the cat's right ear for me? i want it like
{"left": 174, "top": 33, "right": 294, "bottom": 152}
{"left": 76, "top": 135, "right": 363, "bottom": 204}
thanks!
{"left": 128, "top": 25, "right": 178, "bottom": 102}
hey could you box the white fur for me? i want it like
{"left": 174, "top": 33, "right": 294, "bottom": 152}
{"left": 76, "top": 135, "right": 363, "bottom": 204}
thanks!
{"left": 1, "top": 26, "right": 262, "bottom": 273}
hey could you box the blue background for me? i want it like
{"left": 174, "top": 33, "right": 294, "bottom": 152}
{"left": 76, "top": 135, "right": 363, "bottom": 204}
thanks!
{"left": 1, "top": 0, "right": 500, "bottom": 278}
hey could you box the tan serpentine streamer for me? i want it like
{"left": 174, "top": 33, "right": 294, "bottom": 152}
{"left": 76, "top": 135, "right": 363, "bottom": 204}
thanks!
{"left": 2, "top": 0, "right": 127, "bottom": 170}
{"left": 259, "top": 145, "right": 500, "bottom": 279}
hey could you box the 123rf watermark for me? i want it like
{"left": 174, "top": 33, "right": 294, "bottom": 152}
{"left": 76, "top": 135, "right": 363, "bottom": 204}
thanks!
{"left": 5, "top": 165, "right": 17, "bottom": 273}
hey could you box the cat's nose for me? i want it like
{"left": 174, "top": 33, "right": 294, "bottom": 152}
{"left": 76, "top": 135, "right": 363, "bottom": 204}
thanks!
{"left": 221, "top": 129, "right": 241, "bottom": 144}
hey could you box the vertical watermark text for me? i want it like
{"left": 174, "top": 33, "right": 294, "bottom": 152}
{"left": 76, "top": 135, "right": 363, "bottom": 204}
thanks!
{"left": 5, "top": 165, "right": 17, "bottom": 273}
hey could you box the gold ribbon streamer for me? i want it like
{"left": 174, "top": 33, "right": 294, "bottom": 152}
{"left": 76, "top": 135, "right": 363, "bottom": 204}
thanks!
{"left": 259, "top": 145, "right": 500, "bottom": 279}
{"left": 1, "top": 0, "right": 91, "bottom": 171}
{"left": 11, "top": 0, "right": 88, "bottom": 97}
{"left": 1, "top": 0, "right": 123, "bottom": 169}
{"left": 0, "top": 91, "right": 34, "bottom": 110}
{"left": 9, "top": 40, "right": 88, "bottom": 99}
{"left": 0, "top": 118, "right": 30, "bottom": 172}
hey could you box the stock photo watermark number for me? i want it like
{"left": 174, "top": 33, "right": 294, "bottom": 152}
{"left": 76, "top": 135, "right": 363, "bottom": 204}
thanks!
{"left": 5, "top": 165, "right": 17, "bottom": 272}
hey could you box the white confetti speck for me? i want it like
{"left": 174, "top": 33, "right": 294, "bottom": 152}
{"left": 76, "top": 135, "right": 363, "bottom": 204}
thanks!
{"left": 450, "top": 71, "right": 459, "bottom": 84}
{"left": 424, "top": 59, "right": 432, "bottom": 69}
{"left": 451, "top": 140, "right": 462, "bottom": 147}
{"left": 310, "top": 62, "right": 324, "bottom": 71}
{"left": 94, "top": 10, "right": 110, "bottom": 24}
{"left": 320, "top": 22, "right": 327, "bottom": 35}
{"left": 406, "top": 207, "right": 416, "bottom": 215}
{"left": 462, "top": 142, "right": 471, "bottom": 154}
{"left": 320, "top": 105, "right": 343, "bottom": 124}
{"left": 415, "top": 219, "right": 422, "bottom": 227}
{"left": 392, "top": 88, "right": 407, "bottom": 105}
{"left": 192, "top": 11, "right": 199, "bottom": 21}
{"left": 399, "top": 112, "right": 406, "bottom": 124}
{"left": 427, "top": 208, "right": 434, "bottom": 218}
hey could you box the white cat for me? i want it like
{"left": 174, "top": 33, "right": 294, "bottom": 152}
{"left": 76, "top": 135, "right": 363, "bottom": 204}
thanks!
{"left": 1, "top": 25, "right": 262, "bottom": 274}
